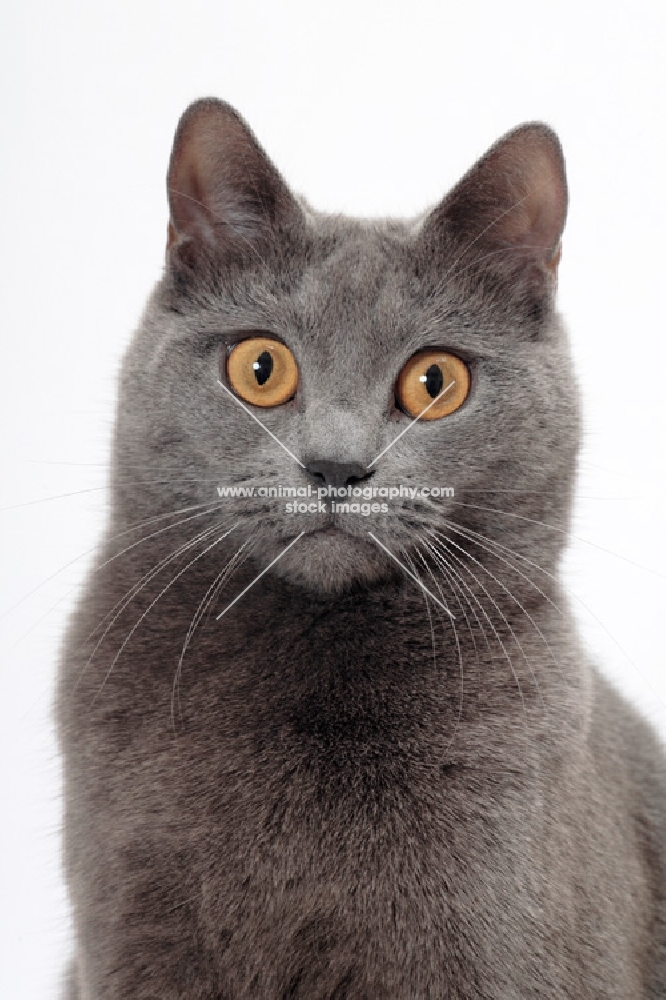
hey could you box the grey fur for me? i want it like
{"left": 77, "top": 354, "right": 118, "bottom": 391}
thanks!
{"left": 58, "top": 99, "right": 666, "bottom": 998}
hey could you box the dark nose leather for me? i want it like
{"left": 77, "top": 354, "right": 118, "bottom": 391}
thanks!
{"left": 305, "top": 460, "right": 373, "bottom": 489}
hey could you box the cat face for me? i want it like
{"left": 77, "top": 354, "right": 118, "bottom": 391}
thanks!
{"left": 114, "top": 100, "right": 579, "bottom": 594}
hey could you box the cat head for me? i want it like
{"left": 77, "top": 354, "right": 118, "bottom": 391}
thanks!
{"left": 114, "top": 98, "right": 578, "bottom": 594}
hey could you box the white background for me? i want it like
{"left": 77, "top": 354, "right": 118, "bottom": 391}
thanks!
{"left": 1, "top": 2, "right": 664, "bottom": 996}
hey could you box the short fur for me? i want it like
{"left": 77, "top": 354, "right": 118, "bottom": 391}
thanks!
{"left": 58, "top": 99, "right": 666, "bottom": 998}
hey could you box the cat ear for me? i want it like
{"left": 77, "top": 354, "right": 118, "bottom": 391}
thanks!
{"left": 422, "top": 123, "right": 567, "bottom": 292}
{"left": 166, "top": 98, "right": 302, "bottom": 264}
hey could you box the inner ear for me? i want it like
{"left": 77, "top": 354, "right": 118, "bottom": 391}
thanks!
{"left": 167, "top": 98, "right": 302, "bottom": 263}
{"left": 423, "top": 123, "right": 568, "bottom": 274}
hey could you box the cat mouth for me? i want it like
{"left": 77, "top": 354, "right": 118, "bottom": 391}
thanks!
{"left": 303, "top": 520, "right": 365, "bottom": 542}
{"left": 273, "top": 521, "right": 389, "bottom": 593}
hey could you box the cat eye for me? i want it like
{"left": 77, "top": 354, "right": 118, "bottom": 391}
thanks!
{"left": 396, "top": 350, "right": 470, "bottom": 420}
{"left": 226, "top": 337, "right": 299, "bottom": 407}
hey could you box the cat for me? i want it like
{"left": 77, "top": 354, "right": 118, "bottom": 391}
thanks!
{"left": 58, "top": 97, "right": 666, "bottom": 998}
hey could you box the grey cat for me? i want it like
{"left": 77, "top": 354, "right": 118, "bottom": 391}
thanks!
{"left": 58, "top": 98, "right": 666, "bottom": 998}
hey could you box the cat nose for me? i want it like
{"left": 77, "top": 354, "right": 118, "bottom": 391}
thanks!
{"left": 305, "top": 460, "right": 373, "bottom": 489}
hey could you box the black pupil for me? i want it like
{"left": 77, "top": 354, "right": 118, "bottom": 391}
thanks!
{"left": 253, "top": 351, "right": 273, "bottom": 386}
{"left": 424, "top": 364, "right": 444, "bottom": 398}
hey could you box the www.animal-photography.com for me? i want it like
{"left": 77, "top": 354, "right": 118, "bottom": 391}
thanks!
{"left": 1, "top": 2, "right": 665, "bottom": 997}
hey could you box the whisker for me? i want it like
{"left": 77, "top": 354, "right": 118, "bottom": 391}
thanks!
{"left": 411, "top": 546, "right": 471, "bottom": 728}
{"left": 401, "top": 546, "right": 464, "bottom": 754}
{"left": 445, "top": 499, "right": 664, "bottom": 580}
{"left": 1, "top": 499, "right": 228, "bottom": 624}
{"left": 73, "top": 519, "right": 233, "bottom": 693}
{"left": 425, "top": 535, "right": 529, "bottom": 728}
{"left": 0, "top": 476, "right": 257, "bottom": 511}
{"left": 441, "top": 516, "right": 666, "bottom": 719}
{"left": 441, "top": 518, "right": 564, "bottom": 612}
{"left": 0, "top": 485, "right": 108, "bottom": 513}
{"left": 422, "top": 538, "right": 494, "bottom": 670}
{"left": 400, "top": 547, "right": 438, "bottom": 673}
{"left": 80, "top": 513, "right": 231, "bottom": 651}
{"left": 90, "top": 503, "right": 231, "bottom": 624}
{"left": 171, "top": 536, "right": 256, "bottom": 732}
{"left": 90, "top": 523, "right": 239, "bottom": 707}
{"left": 431, "top": 526, "right": 567, "bottom": 695}
{"left": 434, "top": 533, "right": 547, "bottom": 716}
{"left": 413, "top": 541, "right": 482, "bottom": 674}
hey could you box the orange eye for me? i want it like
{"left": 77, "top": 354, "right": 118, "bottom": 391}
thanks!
{"left": 396, "top": 350, "right": 470, "bottom": 420}
{"left": 226, "top": 337, "right": 299, "bottom": 407}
